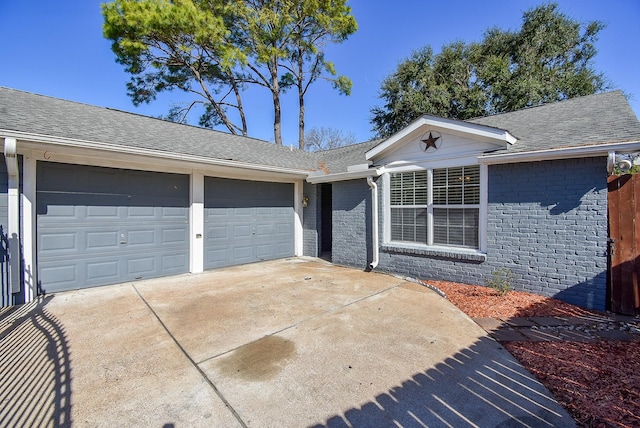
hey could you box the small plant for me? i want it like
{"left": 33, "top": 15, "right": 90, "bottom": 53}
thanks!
{"left": 486, "top": 268, "right": 514, "bottom": 296}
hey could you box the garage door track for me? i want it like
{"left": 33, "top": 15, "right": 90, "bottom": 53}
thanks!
{"left": 0, "top": 258, "right": 574, "bottom": 427}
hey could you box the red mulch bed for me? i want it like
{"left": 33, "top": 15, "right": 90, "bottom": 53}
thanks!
{"left": 426, "top": 280, "right": 640, "bottom": 428}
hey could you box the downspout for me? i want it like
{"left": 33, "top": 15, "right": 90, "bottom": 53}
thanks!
{"left": 366, "top": 176, "right": 379, "bottom": 270}
{"left": 4, "top": 138, "right": 20, "bottom": 305}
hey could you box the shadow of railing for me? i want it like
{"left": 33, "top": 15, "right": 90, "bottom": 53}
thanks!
{"left": 0, "top": 296, "right": 72, "bottom": 427}
{"left": 310, "top": 336, "right": 573, "bottom": 428}
{"left": 0, "top": 225, "right": 10, "bottom": 306}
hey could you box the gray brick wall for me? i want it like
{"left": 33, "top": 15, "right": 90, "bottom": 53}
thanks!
{"left": 331, "top": 158, "right": 608, "bottom": 310}
{"left": 302, "top": 181, "right": 318, "bottom": 257}
{"left": 332, "top": 180, "right": 371, "bottom": 269}
{"left": 486, "top": 158, "right": 608, "bottom": 310}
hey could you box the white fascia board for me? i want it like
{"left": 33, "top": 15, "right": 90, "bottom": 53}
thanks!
{"left": 306, "top": 167, "right": 382, "bottom": 184}
{"left": 0, "top": 129, "right": 311, "bottom": 178}
{"left": 347, "top": 163, "right": 373, "bottom": 172}
{"left": 365, "top": 115, "right": 516, "bottom": 160}
{"left": 478, "top": 140, "right": 640, "bottom": 165}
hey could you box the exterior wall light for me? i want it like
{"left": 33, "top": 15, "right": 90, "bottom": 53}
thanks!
{"left": 608, "top": 151, "right": 640, "bottom": 174}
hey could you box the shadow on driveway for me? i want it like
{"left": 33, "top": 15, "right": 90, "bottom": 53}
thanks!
{"left": 0, "top": 296, "right": 72, "bottom": 427}
{"left": 311, "top": 336, "right": 570, "bottom": 427}
{"left": 0, "top": 259, "right": 575, "bottom": 427}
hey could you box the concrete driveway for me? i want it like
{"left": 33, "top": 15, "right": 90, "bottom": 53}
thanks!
{"left": 1, "top": 257, "right": 574, "bottom": 427}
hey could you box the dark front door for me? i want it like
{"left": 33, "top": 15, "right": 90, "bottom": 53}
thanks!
{"left": 320, "top": 184, "right": 332, "bottom": 255}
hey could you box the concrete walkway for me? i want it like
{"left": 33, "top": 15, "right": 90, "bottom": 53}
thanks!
{"left": 474, "top": 314, "right": 640, "bottom": 342}
{"left": 1, "top": 258, "right": 575, "bottom": 427}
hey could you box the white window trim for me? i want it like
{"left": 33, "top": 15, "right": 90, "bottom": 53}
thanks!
{"left": 382, "top": 163, "right": 488, "bottom": 257}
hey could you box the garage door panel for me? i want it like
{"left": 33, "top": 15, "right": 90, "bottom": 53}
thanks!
{"left": 256, "top": 207, "right": 272, "bottom": 216}
{"left": 37, "top": 203, "right": 77, "bottom": 218}
{"left": 128, "top": 206, "right": 156, "bottom": 217}
{"left": 40, "top": 265, "right": 77, "bottom": 285}
{"left": 208, "top": 225, "right": 229, "bottom": 239}
{"left": 87, "top": 205, "right": 120, "bottom": 218}
{"left": 233, "top": 207, "right": 252, "bottom": 217}
{"left": 233, "top": 246, "right": 253, "bottom": 261}
{"left": 255, "top": 224, "right": 273, "bottom": 237}
{"left": 127, "top": 229, "right": 155, "bottom": 245}
{"left": 86, "top": 231, "right": 119, "bottom": 249}
{"left": 206, "top": 248, "right": 228, "bottom": 265}
{"left": 276, "top": 223, "right": 291, "bottom": 234}
{"left": 162, "top": 228, "right": 188, "bottom": 244}
{"left": 37, "top": 162, "right": 189, "bottom": 292}
{"left": 233, "top": 225, "right": 253, "bottom": 238}
{"left": 276, "top": 242, "right": 292, "bottom": 254}
{"left": 162, "top": 253, "right": 188, "bottom": 269}
{"left": 204, "top": 177, "right": 294, "bottom": 269}
{"left": 87, "top": 260, "right": 120, "bottom": 281}
{"left": 128, "top": 257, "right": 155, "bottom": 275}
{"left": 162, "top": 207, "right": 189, "bottom": 218}
{"left": 40, "top": 232, "right": 77, "bottom": 252}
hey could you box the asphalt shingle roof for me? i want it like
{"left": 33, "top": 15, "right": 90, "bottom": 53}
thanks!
{"left": 0, "top": 87, "right": 318, "bottom": 171}
{"left": 318, "top": 91, "right": 640, "bottom": 171}
{"left": 316, "top": 139, "right": 383, "bottom": 174}
{"left": 1, "top": 88, "right": 638, "bottom": 176}
{"left": 468, "top": 91, "right": 640, "bottom": 154}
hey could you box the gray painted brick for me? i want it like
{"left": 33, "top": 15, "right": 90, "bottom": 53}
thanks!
{"left": 331, "top": 157, "right": 609, "bottom": 311}
{"left": 302, "top": 182, "right": 319, "bottom": 257}
{"left": 331, "top": 180, "right": 371, "bottom": 269}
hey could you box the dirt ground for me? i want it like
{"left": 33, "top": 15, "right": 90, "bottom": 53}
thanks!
{"left": 426, "top": 280, "right": 640, "bottom": 428}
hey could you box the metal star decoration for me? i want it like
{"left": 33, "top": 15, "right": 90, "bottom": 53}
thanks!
{"left": 421, "top": 132, "right": 441, "bottom": 151}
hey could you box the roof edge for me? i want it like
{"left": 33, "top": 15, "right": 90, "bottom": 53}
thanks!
{"left": 306, "top": 167, "right": 382, "bottom": 184}
{"left": 478, "top": 140, "right": 640, "bottom": 165}
{"left": 1, "top": 129, "right": 311, "bottom": 177}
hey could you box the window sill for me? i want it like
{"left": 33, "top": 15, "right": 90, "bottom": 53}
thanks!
{"left": 381, "top": 243, "right": 487, "bottom": 262}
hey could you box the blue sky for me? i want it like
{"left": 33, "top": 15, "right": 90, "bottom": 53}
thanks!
{"left": 1, "top": 0, "right": 639, "bottom": 146}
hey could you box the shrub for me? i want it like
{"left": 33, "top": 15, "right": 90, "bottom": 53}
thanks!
{"left": 486, "top": 268, "right": 514, "bottom": 296}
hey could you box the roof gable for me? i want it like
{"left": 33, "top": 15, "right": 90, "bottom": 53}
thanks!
{"left": 365, "top": 115, "right": 516, "bottom": 164}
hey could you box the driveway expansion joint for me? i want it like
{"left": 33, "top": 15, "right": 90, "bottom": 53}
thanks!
{"left": 196, "top": 282, "right": 406, "bottom": 365}
{"left": 131, "top": 284, "right": 249, "bottom": 428}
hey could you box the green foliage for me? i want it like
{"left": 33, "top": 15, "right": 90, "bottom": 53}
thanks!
{"left": 486, "top": 268, "right": 515, "bottom": 296}
{"left": 370, "top": 3, "right": 609, "bottom": 138}
{"left": 102, "top": 0, "right": 356, "bottom": 146}
{"left": 102, "top": 0, "right": 246, "bottom": 134}
{"left": 613, "top": 165, "right": 640, "bottom": 175}
{"left": 370, "top": 44, "right": 486, "bottom": 138}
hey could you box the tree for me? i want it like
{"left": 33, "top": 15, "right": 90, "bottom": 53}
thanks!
{"left": 370, "top": 3, "right": 608, "bottom": 138}
{"left": 304, "top": 126, "right": 356, "bottom": 152}
{"left": 102, "top": 0, "right": 249, "bottom": 135}
{"left": 370, "top": 44, "right": 486, "bottom": 138}
{"left": 279, "top": 0, "right": 356, "bottom": 149}
{"left": 229, "top": 0, "right": 356, "bottom": 147}
{"left": 102, "top": 0, "right": 356, "bottom": 147}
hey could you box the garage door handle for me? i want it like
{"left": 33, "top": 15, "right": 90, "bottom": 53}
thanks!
{"left": 120, "top": 233, "right": 127, "bottom": 244}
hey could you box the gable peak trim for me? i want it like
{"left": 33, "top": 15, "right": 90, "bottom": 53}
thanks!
{"left": 366, "top": 115, "right": 516, "bottom": 161}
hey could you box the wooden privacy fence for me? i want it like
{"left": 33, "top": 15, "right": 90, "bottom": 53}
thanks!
{"left": 608, "top": 174, "right": 640, "bottom": 315}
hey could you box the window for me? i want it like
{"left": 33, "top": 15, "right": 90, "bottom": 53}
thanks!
{"left": 389, "top": 165, "right": 480, "bottom": 249}
{"left": 390, "top": 171, "right": 428, "bottom": 244}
